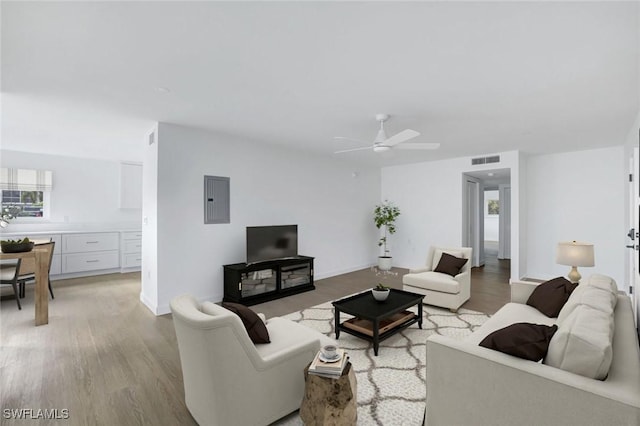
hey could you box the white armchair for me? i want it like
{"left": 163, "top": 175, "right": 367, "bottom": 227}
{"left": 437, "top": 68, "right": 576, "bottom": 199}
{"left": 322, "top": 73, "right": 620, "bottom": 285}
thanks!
{"left": 402, "top": 246, "right": 472, "bottom": 312}
{"left": 170, "top": 295, "right": 331, "bottom": 426}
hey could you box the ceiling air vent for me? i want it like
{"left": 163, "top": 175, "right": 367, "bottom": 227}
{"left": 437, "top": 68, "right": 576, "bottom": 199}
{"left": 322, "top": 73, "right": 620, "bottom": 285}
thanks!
{"left": 471, "top": 155, "right": 500, "bottom": 165}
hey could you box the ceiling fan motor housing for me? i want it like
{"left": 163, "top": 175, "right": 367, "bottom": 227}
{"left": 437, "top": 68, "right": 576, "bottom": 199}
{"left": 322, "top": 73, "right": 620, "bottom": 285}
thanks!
{"left": 374, "top": 113, "right": 390, "bottom": 142}
{"left": 373, "top": 144, "right": 391, "bottom": 152}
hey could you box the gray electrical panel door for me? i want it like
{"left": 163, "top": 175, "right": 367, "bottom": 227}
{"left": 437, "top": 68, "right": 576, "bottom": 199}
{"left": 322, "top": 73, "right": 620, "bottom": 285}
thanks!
{"left": 204, "top": 176, "right": 230, "bottom": 224}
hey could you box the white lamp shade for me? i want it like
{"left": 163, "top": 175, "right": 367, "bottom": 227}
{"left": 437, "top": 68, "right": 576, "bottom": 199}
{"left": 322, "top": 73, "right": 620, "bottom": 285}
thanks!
{"left": 556, "top": 241, "right": 595, "bottom": 267}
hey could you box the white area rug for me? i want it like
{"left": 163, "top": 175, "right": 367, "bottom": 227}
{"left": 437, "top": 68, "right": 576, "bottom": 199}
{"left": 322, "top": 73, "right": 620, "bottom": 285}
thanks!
{"left": 277, "top": 299, "right": 490, "bottom": 426}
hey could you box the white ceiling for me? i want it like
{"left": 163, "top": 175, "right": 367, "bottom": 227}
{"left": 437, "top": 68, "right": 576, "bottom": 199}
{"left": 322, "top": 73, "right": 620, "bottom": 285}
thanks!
{"left": 2, "top": 1, "right": 638, "bottom": 166}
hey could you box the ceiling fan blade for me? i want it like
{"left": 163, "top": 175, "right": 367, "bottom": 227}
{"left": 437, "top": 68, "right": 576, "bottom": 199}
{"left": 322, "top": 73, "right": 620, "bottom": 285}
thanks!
{"left": 334, "top": 146, "right": 372, "bottom": 154}
{"left": 333, "top": 136, "right": 370, "bottom": 144}
{"left": 395, "top": 142, "right": 441, "bottom": 150}
{"left": 384, "top": 129, "right": 420, "bottom": 146}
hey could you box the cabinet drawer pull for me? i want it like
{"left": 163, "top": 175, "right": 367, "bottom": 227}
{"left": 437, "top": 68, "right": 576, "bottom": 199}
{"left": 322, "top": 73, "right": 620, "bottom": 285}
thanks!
{"left": 86, "top": 241, "right": 99, "bottom": 244}
{"left": 86, "top": 260, "right": 99, "bottom": 263}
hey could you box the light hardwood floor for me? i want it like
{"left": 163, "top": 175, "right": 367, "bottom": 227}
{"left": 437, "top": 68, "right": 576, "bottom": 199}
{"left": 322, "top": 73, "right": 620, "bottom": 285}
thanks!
{"left": 0, "top": 259, "right": 509, "bottom": 425}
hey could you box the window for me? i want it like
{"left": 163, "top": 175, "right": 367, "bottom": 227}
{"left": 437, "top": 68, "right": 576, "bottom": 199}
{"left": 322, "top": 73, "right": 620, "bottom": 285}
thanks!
{"left": 1, "top": 190, "right": 45, "bottom": 218}
{"left": 0, "top": 168, "right": 52, "bottom": 221}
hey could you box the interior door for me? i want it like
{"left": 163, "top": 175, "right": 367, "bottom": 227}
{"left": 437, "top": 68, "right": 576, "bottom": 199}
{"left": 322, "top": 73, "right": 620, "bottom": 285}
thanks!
{"left": 463, "top": 175, "right": 483, "bottom": 267}
{"left": 633, "top": 147, "right": 639, "bottom": 327}
{"left": 498, "top": 184, "right": 511, "bottom": 259}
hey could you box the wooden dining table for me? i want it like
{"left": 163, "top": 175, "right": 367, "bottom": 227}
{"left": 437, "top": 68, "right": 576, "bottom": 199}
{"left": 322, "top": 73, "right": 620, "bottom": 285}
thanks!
{"left": 0, "top": 239, "right": 51, "bottom": 326}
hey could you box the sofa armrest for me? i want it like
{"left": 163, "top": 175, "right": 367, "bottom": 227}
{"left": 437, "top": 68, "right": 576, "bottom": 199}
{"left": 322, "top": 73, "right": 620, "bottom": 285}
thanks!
{"left": 510, "top": 280, "right": 540, "bottom": 303}
{"left": 409, "top": 266, "right": 431, "bottom": 274}
{"left": 426, "top": 335, "right": 640, "bottom": 426}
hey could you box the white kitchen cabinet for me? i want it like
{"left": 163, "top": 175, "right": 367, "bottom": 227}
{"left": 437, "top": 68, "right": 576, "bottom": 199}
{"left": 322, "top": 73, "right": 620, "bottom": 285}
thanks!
{"left": 49, "top": 254, "right": 62, "bottom": 275}
{"left": 62, "top": 232, "right": 119, "bottom": 253}
{"left": 120, "top": 231, "right": 142, "bottom": 270}
{"left": 3, "top": 229, "right": 140, "bottom": 279}
{"left": 62, "top": 251, "right": 120, "bottom": 274}
{"left": 61, "top": 232, "right": 120, "bottom": 274}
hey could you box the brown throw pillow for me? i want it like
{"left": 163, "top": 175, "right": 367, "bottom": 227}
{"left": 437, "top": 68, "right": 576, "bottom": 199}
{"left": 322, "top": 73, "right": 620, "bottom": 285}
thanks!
{"left": 434, "top": 252, "right": 468, "bottom": 277}
{"left": 479, "top": 323, "right": 558, "bottom": 361}
{"left": 222, "top": 302, "right": 270, "bottom": 344}
{"left": 526, "top": 277, "right": 578, "bottom": 317}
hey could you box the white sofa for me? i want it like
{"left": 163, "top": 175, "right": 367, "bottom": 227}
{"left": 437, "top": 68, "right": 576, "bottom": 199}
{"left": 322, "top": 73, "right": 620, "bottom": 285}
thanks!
{"left": 425, "top": 275, "right": 640, "bottom": 426}
{"left": 403, "top": 246, "right": 472, "bottom": 312}
{"left": 170, "top": 295, "right": 333, "bottom": 426}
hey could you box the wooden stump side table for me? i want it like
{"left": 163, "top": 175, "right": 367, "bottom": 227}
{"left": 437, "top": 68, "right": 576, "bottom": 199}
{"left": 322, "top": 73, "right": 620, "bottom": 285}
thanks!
{"left": 300, "top": 362, "right": 357, "bottom": 426}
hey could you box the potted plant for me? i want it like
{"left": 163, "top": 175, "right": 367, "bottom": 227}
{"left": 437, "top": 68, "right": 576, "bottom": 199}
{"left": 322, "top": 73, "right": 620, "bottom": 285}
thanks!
{"left": 371, "top": 283, "right": 390, "bottom": 301}
{"left": 0, "top": 237, "right": 34, "bottom": 253}
{"left": 374, "top": 200, "right": 400, "bottom": 271}
{"left": 0, "top": 206, "right": 20, "bottom": 228}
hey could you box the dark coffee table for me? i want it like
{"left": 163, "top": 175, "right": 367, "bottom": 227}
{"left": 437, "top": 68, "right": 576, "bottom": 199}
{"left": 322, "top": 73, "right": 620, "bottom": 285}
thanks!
{"left": 332, "top": 289, "right": 424, "bottom": 356}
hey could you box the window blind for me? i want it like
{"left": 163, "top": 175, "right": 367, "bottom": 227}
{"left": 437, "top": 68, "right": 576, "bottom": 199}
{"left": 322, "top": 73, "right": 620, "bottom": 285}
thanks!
{"left": 0, "top": 168, "right": 53, "bottom": 191}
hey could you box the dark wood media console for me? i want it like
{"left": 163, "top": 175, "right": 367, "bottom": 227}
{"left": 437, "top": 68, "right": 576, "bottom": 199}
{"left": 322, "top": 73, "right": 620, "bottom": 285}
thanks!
{"left": 223, "top": 256, "right": 315, "bottom": 305}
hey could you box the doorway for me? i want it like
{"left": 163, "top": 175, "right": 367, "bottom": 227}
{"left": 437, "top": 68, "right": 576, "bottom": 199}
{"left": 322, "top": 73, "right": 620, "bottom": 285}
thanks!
{"left": 462, "top": 168, "right": 511, "bottom": 273}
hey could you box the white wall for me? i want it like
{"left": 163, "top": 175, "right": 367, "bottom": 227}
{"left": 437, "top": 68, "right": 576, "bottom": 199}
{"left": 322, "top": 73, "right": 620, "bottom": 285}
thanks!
{"left": 381, "top": 151, "right": 522, "bottom": 281}
{"left": 484, "top": 190, "right": 499, "bottom": 241}
{"left": 525, "top": 146, "right": 626, "bottom": 287}
{"left": 141, "top": 123, "right": 380, "bottom": 315}
{"left": 0, "top": 150, "right": 141, "bottom": 232}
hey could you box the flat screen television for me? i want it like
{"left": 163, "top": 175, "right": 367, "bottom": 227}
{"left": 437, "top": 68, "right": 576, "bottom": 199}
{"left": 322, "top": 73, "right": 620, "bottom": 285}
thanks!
{"left": 246, "top": 225, "right": 298, "bottom": 264}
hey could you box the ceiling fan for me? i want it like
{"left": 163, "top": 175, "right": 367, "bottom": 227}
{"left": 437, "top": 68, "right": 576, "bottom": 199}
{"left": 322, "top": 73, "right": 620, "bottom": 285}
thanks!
{"left": 333, "top": 114, "right": 440, "bottom": 154}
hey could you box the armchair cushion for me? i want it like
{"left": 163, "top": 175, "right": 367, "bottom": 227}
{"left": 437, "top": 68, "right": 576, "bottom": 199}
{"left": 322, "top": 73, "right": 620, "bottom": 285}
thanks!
{"left": 403, "top": 271, "right": 460, "bottom": 294}
{"left": 526, "top": 277, "right": 577, "bottom": 317}
{"left": 256, "top": 317, "right": 335, "bottom": 359}
{"left": 479, "top": 323, "right": 558, "bottom": 361}
{"left": 434, "top": 252, "right": 468, "bottom": 277}
{"left": 222, "top": 302, "right": 271, "bottom": 344}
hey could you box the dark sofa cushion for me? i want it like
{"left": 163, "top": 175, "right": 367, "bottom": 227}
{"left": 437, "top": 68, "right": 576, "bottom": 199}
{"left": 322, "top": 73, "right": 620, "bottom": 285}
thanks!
{"left": 479, "top": 322, "right": 558, "bottom": 361}
{"left": 434, "top": 252, "right": 468, "bottom": 277}
{"left": 222, "top": 302, "right": 270, "bottom": 344}
{"left": 526, "top": 277, "right": 578, "bottom": 317}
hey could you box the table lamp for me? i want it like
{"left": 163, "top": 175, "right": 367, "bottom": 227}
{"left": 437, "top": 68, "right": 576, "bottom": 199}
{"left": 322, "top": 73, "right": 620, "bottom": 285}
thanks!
{"left": 556, "top": 241, "right": 595, "bottom": 283}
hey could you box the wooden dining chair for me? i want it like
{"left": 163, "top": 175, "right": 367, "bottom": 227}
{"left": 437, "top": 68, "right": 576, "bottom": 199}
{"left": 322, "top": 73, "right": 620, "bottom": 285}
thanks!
{"left": 0, "top": 258, "right": 23, "bottom": 310}
{"left": 18, "top": 241, "right": 55, "bottom": 300}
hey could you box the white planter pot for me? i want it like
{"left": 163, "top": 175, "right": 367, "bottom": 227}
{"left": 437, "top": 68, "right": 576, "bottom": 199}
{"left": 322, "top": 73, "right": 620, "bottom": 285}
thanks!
{"left": 378, "top": 256, "right": 392, "bottom": 271}
{"left": 372, "top": 289, "right": 390, "bottom": 301}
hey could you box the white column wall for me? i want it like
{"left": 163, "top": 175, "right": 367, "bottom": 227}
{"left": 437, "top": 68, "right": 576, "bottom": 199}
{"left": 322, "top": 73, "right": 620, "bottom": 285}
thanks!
{"left": 140, "top": 124, "right": 159, "bottom": 312}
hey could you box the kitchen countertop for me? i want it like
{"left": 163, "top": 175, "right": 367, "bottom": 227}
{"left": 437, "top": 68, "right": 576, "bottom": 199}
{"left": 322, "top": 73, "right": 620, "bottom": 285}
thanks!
{"left": 0, "top": 229, "right": 141, "bottom": 237}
